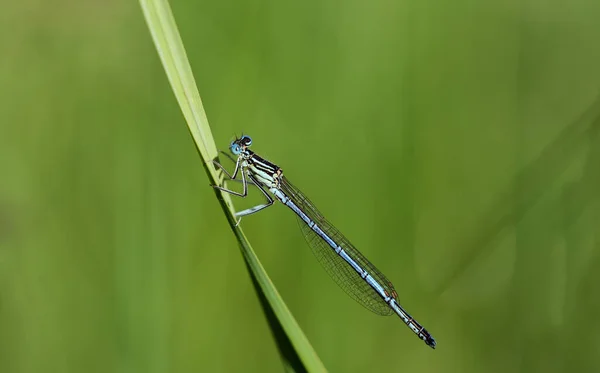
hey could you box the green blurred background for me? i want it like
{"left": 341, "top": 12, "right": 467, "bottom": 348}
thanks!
{"left": 1, "top": 0, "right": 600, "bottom": 372}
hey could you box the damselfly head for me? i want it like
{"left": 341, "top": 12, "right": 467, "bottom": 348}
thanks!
{"left": 230, "top": 135, "right": 253, "bottom": 156}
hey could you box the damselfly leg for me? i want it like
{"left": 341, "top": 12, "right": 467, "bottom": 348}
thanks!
{"left": 234, "top": 173, "right": 274, "bottom": 217}
{"left": 211, "top": 157, "right": 275, "bottom": 219}
{"left": 212, "top": 161, "right": 248, "bottom": 198}
{"left": 218, "top": 150, "right": 237, "bottom": 164}
{"left": 211, "top": 157, "right": 241, "bottom": 181}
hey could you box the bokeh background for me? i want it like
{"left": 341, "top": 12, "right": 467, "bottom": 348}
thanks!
{"left": 1, "top": 0, "right": 600, "bottom": 372}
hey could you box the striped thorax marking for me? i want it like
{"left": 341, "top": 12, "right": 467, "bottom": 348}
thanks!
{"left": 247, "top": 152, "right": 282, "bottom": 188}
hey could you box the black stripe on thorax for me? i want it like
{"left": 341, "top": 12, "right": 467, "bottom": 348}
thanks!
{"left": 247, "top": 152, "right": 281, "bottom": 174}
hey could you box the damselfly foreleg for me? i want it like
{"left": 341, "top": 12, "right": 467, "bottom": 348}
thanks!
{"left": 211, "top": 156, "right": 241, "bottom": 180}
{"left": 212, "top": 161, "right": 248, "bottom": 197}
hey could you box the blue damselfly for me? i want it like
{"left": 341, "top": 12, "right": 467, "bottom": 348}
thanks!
{"left": 212, "top": 135, "right": 436, "bottom": 349}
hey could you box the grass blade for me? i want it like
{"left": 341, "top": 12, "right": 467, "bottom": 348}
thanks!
{"left": 138, "top": 0, "right": 327, "bottom": 371}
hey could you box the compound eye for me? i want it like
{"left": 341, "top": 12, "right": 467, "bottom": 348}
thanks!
{"left": 241, "top": 135, "right": 252, "bottom": 146}
{"left": 231, "top": 144, "right": 242, "bottom": 155}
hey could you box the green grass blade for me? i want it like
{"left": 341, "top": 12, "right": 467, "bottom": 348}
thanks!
{"left": 138, "top": 0, "right": 327, "bottom": 371}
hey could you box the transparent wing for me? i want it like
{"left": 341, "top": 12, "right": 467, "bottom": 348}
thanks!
{"left": 280, "top": 176, "right": 398, "bottom": 316}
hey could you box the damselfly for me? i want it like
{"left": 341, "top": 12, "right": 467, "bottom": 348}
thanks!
{"left": 212, "top": 135, "right": 436, "bottom": 349}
